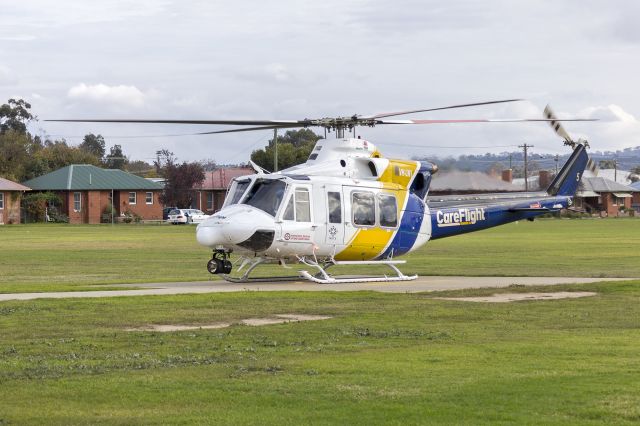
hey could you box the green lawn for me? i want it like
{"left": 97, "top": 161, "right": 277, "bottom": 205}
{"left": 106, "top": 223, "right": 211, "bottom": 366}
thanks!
{"left": 1, "top": 220, "right": 639, "bottom": 423}
{"left": 0, "top": 219, "right": 639, "bottom": 293}
{"left": 0, "top": 280, "right": 639, "bottom": 424}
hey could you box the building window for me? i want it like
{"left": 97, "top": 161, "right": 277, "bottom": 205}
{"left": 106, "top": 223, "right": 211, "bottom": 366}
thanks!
{"left": 129, "top": 192, "right": 137, "bottom": 204}
{"left": 352, "top": 191, "right": 375, "bottom": 227}
{"left": 378, "top": 194, "right": 398, "bottom": 228}
{"left": 206, "top": 192, "right": 214, "bottom": 211}
{"left": 73, "top": 192, "right": 81, "bottom": 212}
{"left": 0, "top": 192, "right": 4, "bottom": 209}
{"left": 146, "top": 192, "right": 153, "bottom": 204}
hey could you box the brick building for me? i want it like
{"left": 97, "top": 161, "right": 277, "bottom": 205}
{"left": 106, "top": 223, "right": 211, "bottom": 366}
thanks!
{"left": 23, "top": 165, "right": 163, "bottom": 224}
{"left": 193, "top": 166, "right": 254, "bottom": 213}
{"left": 0, "top": 177, "right": 30, "bottom": 224}
{"left": 575, "top": 177, "right": 639, "bottom": 216}
{"left": 630, "top": 181, "right": 640, "bottom": 213}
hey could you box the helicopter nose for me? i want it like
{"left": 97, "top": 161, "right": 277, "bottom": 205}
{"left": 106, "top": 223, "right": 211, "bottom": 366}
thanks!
{"left": 196, "top": 206, "right": 276, "bottom": 251}
{"left": 196, "top": 225, "right": 225, "bottom": 247}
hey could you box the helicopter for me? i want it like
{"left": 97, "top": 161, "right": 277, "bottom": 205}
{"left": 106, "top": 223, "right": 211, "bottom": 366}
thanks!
{"left": 47, "top": 100, "right": 596, "bottom": 283}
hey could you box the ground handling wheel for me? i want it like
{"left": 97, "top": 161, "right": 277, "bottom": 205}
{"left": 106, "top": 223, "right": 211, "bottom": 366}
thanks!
{"left": 207, "top": 250, "right": 232, "bottom": 275}
{"left": 207, "top": 258, "right": 222, "bottom": 274}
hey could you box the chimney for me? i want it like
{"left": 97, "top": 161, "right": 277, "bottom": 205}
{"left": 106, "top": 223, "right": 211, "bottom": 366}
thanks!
{"left": 539, "top": 170, "right": 552, "bottom": 189}
{"left": 501, "top": 169, "right": 513, "bottom": 183}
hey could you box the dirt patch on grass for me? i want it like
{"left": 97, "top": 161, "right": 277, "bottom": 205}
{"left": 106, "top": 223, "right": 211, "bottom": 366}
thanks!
{"left": 127, "top": 314, "right": 332, "bottom": 332}
{"left": 436, "top": 291, "right": 597, "bottom": 303}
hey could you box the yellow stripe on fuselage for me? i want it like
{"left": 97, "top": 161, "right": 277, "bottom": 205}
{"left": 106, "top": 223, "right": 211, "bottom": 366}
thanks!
{"left": 335, "top": 159, "right": 418, "bottom": 261}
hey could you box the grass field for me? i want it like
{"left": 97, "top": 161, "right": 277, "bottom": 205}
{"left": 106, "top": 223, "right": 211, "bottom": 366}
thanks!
{"left": 0, "top": 219, "right": 639, "bottom": 293}
{"left": 0, "top": 280, "right": 639, "bottom": 424}
{"left": 1, "top": 219, "right": 640, "bottom": 424}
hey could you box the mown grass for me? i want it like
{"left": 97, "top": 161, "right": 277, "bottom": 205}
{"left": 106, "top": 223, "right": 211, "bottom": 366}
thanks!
{"left": 0, "top": 218, "right": 639, "bottom": 293}
{"left": 0, "top": 281, "right": 639, "bottom": 424}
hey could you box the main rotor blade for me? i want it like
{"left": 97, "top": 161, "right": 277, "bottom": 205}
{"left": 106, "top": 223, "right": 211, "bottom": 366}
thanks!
{"left": 194, "top": 124, "right": 303, "bottom": 135}
{"left": 377, "top": 118, "right": 598, "bottom": 124}
{"left": 365, "top": 99, "right": 524, "bottom": 119}
{"left": 45, "top": 118, "right": 302, "bottom": 126}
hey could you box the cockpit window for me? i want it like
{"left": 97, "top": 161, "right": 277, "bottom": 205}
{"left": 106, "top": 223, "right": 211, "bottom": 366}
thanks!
{"left": 242, "top": 179, "right": 287, "bottom": 217}
{"left": 226, "top": 179, "right": 251, "bottom": 206}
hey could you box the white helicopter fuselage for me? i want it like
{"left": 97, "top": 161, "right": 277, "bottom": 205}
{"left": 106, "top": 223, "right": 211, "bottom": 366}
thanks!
{"left": 196, "top": 138, "right": 436, "bottom": 261}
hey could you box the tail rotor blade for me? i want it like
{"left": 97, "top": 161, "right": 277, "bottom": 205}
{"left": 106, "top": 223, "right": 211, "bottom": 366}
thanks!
{"left": 543, "top": 105, "right": 574, "bottom": 142}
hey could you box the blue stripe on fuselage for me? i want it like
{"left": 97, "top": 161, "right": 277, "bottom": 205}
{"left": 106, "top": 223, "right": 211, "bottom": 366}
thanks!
{"left": 376, "top": 194, "right": 424, "bottom": 259}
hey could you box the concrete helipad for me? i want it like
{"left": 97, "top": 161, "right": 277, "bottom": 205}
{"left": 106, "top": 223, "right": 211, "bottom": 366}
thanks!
{"left": 0, "top": 276, "right": 629, "bottom": 302}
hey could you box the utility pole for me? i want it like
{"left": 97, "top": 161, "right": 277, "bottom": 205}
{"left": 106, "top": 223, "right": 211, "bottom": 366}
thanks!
{"left": 554, "top": 154, "right": 559, "bottom": 175}
{"left": 614, "top": 158, "right": 617, "bottom": 182}
{"left": 519, "top": 143, "right": 534, "bottom": 191}
{"left": 273, "top": 129, "right": 278, "bottom": 173}
{"left": 509, "top": 153, "right": 513, "bottom": 170}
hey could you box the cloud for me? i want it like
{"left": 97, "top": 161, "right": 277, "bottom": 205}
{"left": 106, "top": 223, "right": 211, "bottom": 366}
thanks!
{"left": 67, "top": 83, "right": 147, "bottom": 108}
{"left": 580, "top": 104, "right": 637, "bottom": 123}
{"left": 0, "top": 65, "right": 18, "bottom": 86}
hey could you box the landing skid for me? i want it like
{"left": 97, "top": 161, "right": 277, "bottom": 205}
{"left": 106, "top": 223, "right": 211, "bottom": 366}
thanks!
{"left": 298, "top": 257, "right": 417, "bottom": 284}
{"left": 219, "top": 255, "right": 417, "bottom": 284}
{"left": 221, "top": 257, "right": 304, "bottom": 283}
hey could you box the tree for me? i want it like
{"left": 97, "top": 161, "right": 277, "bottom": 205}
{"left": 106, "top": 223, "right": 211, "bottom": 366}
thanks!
{"left": 126, "top": 160, "right": 156, "bottom": 177}
{"left": 599, "top": 159, "right": 616, "bottom": 169}
{"left": 250, "top": 129, "right": 322, "bottom": 171}
{"left": 79, "top": 133, "right": 106, "bottom": 160}
{"left": 160, "top": 162, "right": 205, "bottom": 208}
{"left": 0, "top": 98, "right": 34, "bottom": 134}
{"left": 104, "top": 144, "right": 128, "bottom": 169}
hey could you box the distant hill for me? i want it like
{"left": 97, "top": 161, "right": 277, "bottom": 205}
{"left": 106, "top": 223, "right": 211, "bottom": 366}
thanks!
{"left": 414, "top": 146, "right": 640, "bottom": 176}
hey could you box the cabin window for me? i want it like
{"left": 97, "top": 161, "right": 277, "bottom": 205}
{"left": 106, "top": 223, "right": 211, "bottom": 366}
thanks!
{"left": 146, "top": 192, "right": 153, "bottom": 204}
{"left": 226, "top": 179, "right": 251, "bottom": 206}
{"left": 0, "top": 192, "right": 4, "bottom": 209}
{"left": 378, "top": 194, "right": 398, "bottom": 228}
{"left": 242, "top": 179, "right": 286, "bottom": 217}
{"left": 283, "top": 195, "right": 294, "bottom": 220}
{"left": 295, "top": 188, "right": 311, "bottom": 222}
{"left": 73, "top": 192, "right": 81, "bottom": 212}
{"left": 327, "top": 192, "right": 341, "bottom": 224}
{"left": 129, "top": 192, "right": 136, "bottom": 204}
{"left": 352, "top": 191, "right": 375, "bottom": 227}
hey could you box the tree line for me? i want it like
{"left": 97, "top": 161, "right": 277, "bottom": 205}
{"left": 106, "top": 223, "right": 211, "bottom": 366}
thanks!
{"left": 1, "top": 97, "right": 327, "bottom": 210}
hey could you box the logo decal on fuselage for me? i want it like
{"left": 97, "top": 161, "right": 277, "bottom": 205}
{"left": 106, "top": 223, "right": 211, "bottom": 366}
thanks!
{"left": 436, "top": 208, "right": 486, "bottom": 227}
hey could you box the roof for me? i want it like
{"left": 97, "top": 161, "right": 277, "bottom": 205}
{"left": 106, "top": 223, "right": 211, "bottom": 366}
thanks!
{"left": 430, "top": 170, "right": 521, "bottom": 192}
{"left": 583, "top": 168, "right": 637, "bottom": 185}
{"left": 0, "top": 177, "right": 30, "bottom": 191}
{"left": 579, "top": 177, "right": 640, "bottom": 194}
{"left": 630, "top": 181, "right": 640, "bottom": 190}
{"left": 195, "top": 167, "right": 255, "bottom": 190}
{"left": 23, "top": 165, "right": 163, "bottom": 191}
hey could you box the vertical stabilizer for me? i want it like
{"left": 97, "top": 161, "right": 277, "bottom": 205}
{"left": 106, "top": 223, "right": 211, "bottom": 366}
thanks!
{"left": 547, "top": 143, "right": 588, "bottom": 196}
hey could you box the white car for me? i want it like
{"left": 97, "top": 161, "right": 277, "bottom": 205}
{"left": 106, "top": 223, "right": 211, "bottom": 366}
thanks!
{"left": 167, "top": 208, "right": 209, "bottom": 224}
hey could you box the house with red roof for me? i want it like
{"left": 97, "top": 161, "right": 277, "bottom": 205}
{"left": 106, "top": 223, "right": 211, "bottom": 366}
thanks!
{"left": 0, "top": 177, "right": 30, "bottom": 224}
{"left": 193, "top": 166, "right": 255, "bottom": 213}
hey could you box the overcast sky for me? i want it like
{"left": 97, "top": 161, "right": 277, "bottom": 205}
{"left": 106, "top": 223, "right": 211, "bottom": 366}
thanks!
{"left": 1, "top": 0, "right": 639, "bottom": 164}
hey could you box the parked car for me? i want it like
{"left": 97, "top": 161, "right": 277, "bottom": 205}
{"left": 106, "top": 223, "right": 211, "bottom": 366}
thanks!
{"left": 167, "top": 208, "right": 209, "bottom": 224}
{"left": 163, "top": 206, "right": 177, "bottom": 221}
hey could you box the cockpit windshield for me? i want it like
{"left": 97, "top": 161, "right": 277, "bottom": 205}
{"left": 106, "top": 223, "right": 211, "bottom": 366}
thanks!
{"left": 224, "top": 178, "right": 251, "bottom": 207}
{"left": 241, "top": 179, "right": 287, "bottom": 217}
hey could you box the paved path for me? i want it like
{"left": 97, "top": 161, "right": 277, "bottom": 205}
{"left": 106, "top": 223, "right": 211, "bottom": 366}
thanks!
{"left": 0, "top": 276, "right": 631, "bottom": 302}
